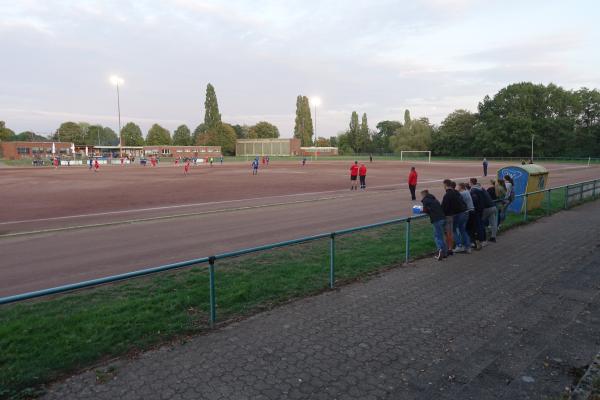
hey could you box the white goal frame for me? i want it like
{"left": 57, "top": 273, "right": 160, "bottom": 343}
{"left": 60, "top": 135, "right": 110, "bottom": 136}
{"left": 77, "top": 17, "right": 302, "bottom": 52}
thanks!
{"left": 400, "top": 151, "right": 431, "bottom": 163}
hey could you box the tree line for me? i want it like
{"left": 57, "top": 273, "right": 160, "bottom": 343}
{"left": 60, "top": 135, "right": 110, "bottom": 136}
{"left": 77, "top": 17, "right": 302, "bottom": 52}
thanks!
{"left": 0, "top": 83, "right": 281, "bottom": 156}
{"left": 330, "top": 82, "right": 600, "bottom": 157}
{"left": 2, "top": 82, "right": 599, "bottom": 157}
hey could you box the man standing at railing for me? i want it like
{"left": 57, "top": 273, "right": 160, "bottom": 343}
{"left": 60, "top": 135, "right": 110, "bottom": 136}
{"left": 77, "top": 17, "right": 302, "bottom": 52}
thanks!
{"left": 408, "top": 167, "right": 418, "bottom": 200}
{"left": 420, "top": 190, "right": 447, "bottom": 261}
{"left": 442, "top": 179, "right": 470, "bottom": 255}
{"left": 483, "top": 158, "right": 489, "bottom": 177}
{"left": 470, "top": 178, "right": 498, "bottom": 243}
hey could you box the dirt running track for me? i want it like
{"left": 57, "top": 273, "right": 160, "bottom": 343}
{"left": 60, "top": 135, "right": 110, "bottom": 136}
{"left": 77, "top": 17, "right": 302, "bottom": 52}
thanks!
{"left": 1, "top": 160, "right": 598, "bottom": 297}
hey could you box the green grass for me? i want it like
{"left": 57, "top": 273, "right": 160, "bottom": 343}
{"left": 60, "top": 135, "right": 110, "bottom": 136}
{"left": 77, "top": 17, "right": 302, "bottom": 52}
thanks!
{"left": 0, "top": 222, "right": 431, "bottom": 399}
{"left": 0, "top": 186, "right": 596, "bottom": 399}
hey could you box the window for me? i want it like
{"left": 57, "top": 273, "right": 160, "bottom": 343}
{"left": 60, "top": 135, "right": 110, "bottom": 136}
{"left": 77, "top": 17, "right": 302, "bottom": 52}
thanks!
{"left": 161, "top": 149, "right": 170, "bottom": 155}
{"left": 17, "top": 147, "right": 30, "bottom": 154}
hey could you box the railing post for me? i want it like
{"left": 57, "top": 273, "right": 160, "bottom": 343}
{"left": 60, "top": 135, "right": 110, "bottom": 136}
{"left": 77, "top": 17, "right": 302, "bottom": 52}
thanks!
{"left": 523, "top": 193, "right": 528, "bottom": 222}
{"left": 329, "top": 233, "right": 335, "bottom": 289}
{"left": 405, "top": 218, "right": 411, "bottom": 263}
{"left": 208, "top": 256, "right": 216, "bottom": 327}
{"left": 546, "top": 188, "right": 551, "bottom": 215}
{"left": 579, "top": 182, "right": 584, "bottom": 202}
{"left": 564, "top": 185, "right": 569, "bottom": 209}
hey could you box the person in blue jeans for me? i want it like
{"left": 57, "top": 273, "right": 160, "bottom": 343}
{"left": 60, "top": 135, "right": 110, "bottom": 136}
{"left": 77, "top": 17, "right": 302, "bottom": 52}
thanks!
{"left": 441, "top": 179, "right": 471, "bottom": 254}
{"left": 420, "top": 190, "right": 448, "bottom": 261}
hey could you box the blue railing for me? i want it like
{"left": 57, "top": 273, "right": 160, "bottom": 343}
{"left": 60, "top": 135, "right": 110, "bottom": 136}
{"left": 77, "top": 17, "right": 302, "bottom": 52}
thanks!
{"left": 1, "top": 178, "right": 599, "bottom": 326}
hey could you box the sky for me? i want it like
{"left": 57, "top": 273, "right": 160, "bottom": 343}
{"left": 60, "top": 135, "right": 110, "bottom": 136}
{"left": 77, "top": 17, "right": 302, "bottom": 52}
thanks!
{"left": 1, "top": 0, "right": 599, "bottom": 138}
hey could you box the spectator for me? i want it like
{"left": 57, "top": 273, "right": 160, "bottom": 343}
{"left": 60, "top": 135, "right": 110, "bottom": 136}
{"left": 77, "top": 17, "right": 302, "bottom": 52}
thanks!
{"left": 487, "top": 179, "right": 497, "bottom": 201}
{"left": 421, "top": 190, "right": 447, "bottom": 261}
{"left": 408, "top": 167, "right": 418, "bottom": 201}
{"left": 470, "top": 178, "right": 498, "bottom": 243}
{"left": 483, "top": 158, "right": 489, "bottom": 177}
{"left": 457, "top": 182, "right": 476, "bottom": 252}
{"left": 468, "top": 179, "right": 485, "bottom": 249}
{"left": 441, "top": 179, "right": 470, "bottom": 255}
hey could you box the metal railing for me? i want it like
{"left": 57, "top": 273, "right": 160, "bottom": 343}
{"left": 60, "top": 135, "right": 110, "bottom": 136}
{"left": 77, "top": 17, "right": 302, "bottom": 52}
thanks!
{"left": 2, "top": 178, "right": 599, "bottom": 326}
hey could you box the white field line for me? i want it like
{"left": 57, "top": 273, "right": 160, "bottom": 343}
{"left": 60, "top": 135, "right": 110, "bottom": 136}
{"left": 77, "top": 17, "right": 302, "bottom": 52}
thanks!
{"left": 0, "top": 164, "right": 592, "bottom": 227}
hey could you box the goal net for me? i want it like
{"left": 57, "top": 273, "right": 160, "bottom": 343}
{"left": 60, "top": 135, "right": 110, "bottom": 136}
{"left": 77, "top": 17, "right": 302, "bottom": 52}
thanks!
{"left": 400, "top": 151, "right": 431, "bottom": 163}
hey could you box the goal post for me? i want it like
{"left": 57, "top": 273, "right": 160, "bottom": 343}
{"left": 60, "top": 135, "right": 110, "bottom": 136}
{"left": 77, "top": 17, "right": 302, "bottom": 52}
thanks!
{"left": 400, "top": 151, "right": 431, "bottom": 163}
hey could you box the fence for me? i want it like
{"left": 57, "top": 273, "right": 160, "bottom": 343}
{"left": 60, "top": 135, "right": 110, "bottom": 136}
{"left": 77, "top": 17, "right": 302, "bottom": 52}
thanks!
{"left": 2, "top": 178, "right": 600, "bottom": 326}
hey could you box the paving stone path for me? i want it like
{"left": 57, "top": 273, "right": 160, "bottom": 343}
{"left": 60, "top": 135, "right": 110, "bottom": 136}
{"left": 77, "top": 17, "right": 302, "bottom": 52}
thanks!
{"left": 43, "top": 201, "right": 600, "bottom": 400}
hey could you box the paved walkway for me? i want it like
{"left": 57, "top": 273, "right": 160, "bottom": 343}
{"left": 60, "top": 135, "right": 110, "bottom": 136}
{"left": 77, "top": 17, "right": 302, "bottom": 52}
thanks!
{"left": 44, "top": 201, "right": 600, "bottom": 400}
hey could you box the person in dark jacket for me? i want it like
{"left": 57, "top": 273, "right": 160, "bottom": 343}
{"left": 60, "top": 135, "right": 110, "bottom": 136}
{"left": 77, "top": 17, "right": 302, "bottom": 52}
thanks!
{"left": 441, "top": 179, "right": 471, "bottom": 254}
{"left": 421, "top": 190, "right": 447, "bottom": 260}
{"left": 471, "top": 178, "right": 498, "bottom": 243}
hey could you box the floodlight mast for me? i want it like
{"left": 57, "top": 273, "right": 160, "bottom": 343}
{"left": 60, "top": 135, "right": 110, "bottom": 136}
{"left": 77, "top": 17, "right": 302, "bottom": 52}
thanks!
{"left": 310, "top": 96, "right": 322, "bottom": 153}
{"left": 110, "top": 75, "right": 124, "bottom": 157}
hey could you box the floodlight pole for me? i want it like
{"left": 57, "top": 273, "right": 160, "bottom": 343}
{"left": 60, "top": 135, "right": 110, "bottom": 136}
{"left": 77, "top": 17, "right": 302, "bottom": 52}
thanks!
{"left": 314, "top": 104, "right": 317, "bottom": 160}
{"left": 314, "top": 104, "right": 317, "bottom": 146}
{"left": 116, "top": 83, "right": 122, "bottom": 157}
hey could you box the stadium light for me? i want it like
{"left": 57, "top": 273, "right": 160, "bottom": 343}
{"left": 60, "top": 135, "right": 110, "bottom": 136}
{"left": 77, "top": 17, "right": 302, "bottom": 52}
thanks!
{"left": 310, "top": 96, "right": 322, "bottom": 147}
{"left": 109, "top": 75, "right": 124, "bottom": 156}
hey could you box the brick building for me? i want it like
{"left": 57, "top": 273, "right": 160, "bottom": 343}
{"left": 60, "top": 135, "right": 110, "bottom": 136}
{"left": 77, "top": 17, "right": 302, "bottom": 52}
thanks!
{"left": 0, "top": 141, "right": 74, "bottom": 160}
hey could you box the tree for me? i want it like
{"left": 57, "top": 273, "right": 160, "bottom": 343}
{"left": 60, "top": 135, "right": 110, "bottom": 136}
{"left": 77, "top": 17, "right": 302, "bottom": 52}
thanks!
{"left": 204, "top": 83, "right": 221, "bottom": 130}
{"left": 196, "top": 122, "right": 237, "bottom": 155}
{"left": 390, "top": 110, "right": 432, "bottom": 152}
{"left": 404, "top": 110, "right": 411, "bottom": 127}
{"left": 329, "top": 136, "right": 338, "bottom": 147}
{"left": 335, "top": 132, "right": 354, "bottom": 155}
{"left": 54, "top": 122, "right": 81, "bottom": 143}
{"left": 172, "top": 125, "right": 192, "bottom": 146}
{"left": 101, "top": 127, "right": 119, "bottom": 146}
{"left": 52, "top": 121, "right": 84, "bottom": 143}
{"left": 232, "top": 124, "right": 250, "bottom": 139}
{"left": 347, "top": 111, "right": 360, "bottom": 153}
{"left": 315, "top": 137, "right": 331, "bottom": 147}
{"left": 0, "top": 121, "right": 15, "bottom": 141}
{"left": 572, "top": 88, "right": 600, "bottom": 156}
{"left": 146, "top": 124, "right": 172, "bottom": 145}
{"left": 373, "top": 120, "right": 402, "bottom": 153}
{"left": 248, "top": 121, "right": 280, "bottom": 139}
{"left": 83, "top": 125, "right": 118, "bottom": 146}
{"left": 433, "top": 110, "right": 478, "bottom": 156}
{"left": 14, "top": 131, "right": 48, "bottom": 141}
{"left": 358, "top": 113, "right": 372, "bottom": 152}
{"left": 293, "top": 95, "right": 314, "bottom": 146}
{"left": 193, "top": 123, "right": 207, "bottom": 144}
{"left": 474, "top": 82, "right": 578, "bottom": 157}
{"left": 121, "top": 122, "right": 145, "bottom": 146}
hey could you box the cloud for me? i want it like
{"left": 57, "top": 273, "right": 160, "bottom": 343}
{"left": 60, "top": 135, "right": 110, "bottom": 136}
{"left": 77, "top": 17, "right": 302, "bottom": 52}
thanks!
{"left": 462, "top": 32, "right": 584, "bottom": 63}
{"left": 0, "top": 16, "right": 54, "bottom": 35}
